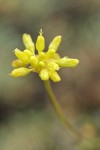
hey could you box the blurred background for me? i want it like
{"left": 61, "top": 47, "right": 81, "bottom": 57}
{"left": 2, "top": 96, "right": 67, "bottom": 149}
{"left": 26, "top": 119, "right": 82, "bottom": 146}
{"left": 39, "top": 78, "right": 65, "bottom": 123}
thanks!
{"left": 0, "top": 0, "right": 100, "bottom": 149}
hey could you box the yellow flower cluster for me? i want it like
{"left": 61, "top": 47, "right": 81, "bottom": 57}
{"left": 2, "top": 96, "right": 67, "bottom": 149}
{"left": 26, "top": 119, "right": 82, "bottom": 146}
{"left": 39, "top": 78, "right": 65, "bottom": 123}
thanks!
{"left": 10, "top": 29, "right": 79, "bottom": 82}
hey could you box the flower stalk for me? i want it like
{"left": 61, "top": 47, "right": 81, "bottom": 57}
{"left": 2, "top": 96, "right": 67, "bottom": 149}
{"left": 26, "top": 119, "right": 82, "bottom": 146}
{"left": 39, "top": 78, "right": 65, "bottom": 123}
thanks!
{"left": 44, "top": 80, "right": 81, "bottom": 138}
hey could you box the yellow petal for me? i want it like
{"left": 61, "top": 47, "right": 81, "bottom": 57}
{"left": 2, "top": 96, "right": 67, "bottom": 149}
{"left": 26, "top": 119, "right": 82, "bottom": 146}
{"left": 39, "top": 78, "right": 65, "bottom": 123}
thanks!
{"left": 39, "top": 69, "right": 49, "bottom": 80}
{"left": 30, "top": 56, "right": 38, "bottom": 67}
{"left": 12, "top": 59, "right": 25, "bottom": 68}
{"left": 47, "top": 62, "right": 59, "bottom": 71}
{"left": 14, "top": 48, "right": 29, "bottom": 64}
{"left": 10, "top": 67, "right": 32, "bottom": 77}
{"left": 36, "top": 29, "right": 45, "bottom": 53}
{"left": 46, "top": 49, "right": 56, "bottom": 58}
{"left": 56, "top": 57, "right": 79, "bottom": 67}
{"left": 38, "top": 61, "right": 45, "bottom": 69}
{"left": 23, "top": 33, "right": 35, "bottom": 53}
{"left": 38, "top": 52, "right": 46, "bottom": 60}
{"left": 23, "top": 49, "right": 33, "bottom": 57}
{"left": 49, "top": 71, "right": 61, "bottom": 82}
{"left": 48, "top": 36, "right": 61, "bottom": 51}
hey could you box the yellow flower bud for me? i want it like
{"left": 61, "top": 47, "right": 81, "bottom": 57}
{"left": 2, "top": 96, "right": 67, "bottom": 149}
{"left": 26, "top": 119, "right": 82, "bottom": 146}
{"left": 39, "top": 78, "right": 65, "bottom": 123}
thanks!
{"left": 14, "top": 48, "right": 29, "bottom": 64}
{"left": 23, "top": 34, "right": 35, "bottom": 53}
{"left": 23, "top": 49, "right": 33, "bottom": 57}
{"left": 12, "top": 59, "right": 25, "bottom": 68}
{"left": 30, "top": 56, "right": 38, "bottom": 67}
{"left": 47, "top": 62, "right": 59, "bottom": 71}
{"left": 38, "top": 52, "right": 46, "bottom": 60}
{"left": 10, "top": 67, "right": 32, "bottom": 77}
{"left": 56, "top": 57, "right": 79, "bottom": 67}
{"left": 48, "top": 36, "right": 61, "bottom": 51}
{"left": 46, "top": 49, "right": 55, "bottom": 58}
{"left": 39, "top": 69, "right": 49, "bottom": 80}
{"left": 36, "top": 29, "right": 45, "bottom": 53}
{"left": 38, "top": 61, "right": 45, "bottom": 68}
{"left": 49, "top": 71, "right": 61, "bottom": 82}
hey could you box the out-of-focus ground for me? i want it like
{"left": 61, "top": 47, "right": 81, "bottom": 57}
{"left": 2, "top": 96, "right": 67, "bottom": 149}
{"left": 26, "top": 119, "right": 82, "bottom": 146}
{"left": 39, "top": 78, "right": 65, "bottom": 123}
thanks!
{"left": 0, "top": 0, "right": 100, "bottom": 149}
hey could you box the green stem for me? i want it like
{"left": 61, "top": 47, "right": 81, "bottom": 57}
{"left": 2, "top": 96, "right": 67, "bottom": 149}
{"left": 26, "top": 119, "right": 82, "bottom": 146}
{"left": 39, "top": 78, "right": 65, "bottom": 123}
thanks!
{"left": 44, "top": 80, "right": 81, "bottom": 138}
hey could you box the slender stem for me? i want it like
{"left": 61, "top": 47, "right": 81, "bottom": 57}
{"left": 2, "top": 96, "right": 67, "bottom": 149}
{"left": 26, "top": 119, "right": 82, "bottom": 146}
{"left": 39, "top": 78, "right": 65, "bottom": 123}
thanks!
{"left": 44, "top": 80, "right": 81, "bottom": 138}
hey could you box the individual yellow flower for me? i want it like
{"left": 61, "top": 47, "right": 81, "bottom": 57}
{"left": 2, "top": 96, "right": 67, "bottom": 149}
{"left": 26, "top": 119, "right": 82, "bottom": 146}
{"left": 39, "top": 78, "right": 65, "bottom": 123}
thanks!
{"left": 10, "top": 29, "right": 79, "bottom": 82}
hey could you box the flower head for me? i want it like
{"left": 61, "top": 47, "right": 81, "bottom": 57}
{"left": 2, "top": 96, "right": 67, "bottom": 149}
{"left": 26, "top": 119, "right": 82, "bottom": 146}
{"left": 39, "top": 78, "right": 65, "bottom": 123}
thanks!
{"left": 10, "top": 29, "right": 79, "bottom": 82}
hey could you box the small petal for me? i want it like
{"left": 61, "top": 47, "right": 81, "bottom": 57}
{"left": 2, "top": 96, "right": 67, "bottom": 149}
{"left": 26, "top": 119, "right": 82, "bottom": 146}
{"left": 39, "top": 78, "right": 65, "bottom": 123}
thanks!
{"left": 14, "top": 48, "right": 29, "bottom": 64}
{"left": 56, "top": 57, "right": 79, "bottom": 67}
{"left": 39, "top": 69, "right": 49, "bottom": 80}
{"left": 30, "top": 56, "right": 38, "bottom": 67}
{"left": 46, "top": 49, "right": 56, "bottom": 58}
{"left": 23, "top": 49, "right": 33, "bottom": 57}
{"left": 12, "top": 59, "right": 25, "bottom": 68}
{"left": 48, "top": 36, "right": 61, "bottom": 51}
{"left": 36, "top": 29, "right": 45, "bottom": 53}
{"left": 49, "top": 71, "right": 61, "bottom": 82}
{"left": 23, "top": 34, "right": 35, "bottom": 53}
{"left": 38, "top": 61, "right": 45, "bottom": 68}
{"left": 47, "top": 62, "right": 59, "bottom": 71}
{"left": 10, "top": 67, "right": 32, "bottom": 77}
{"left": 38, "top": 52, "right": 46, "bottom": 60}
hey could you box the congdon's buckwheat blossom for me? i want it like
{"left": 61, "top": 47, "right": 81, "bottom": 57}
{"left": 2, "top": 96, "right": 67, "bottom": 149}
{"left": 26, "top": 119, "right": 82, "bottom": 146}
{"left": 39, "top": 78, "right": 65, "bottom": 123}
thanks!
{"left": 10, "top": 29, "right": 79, "bottom": 82}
